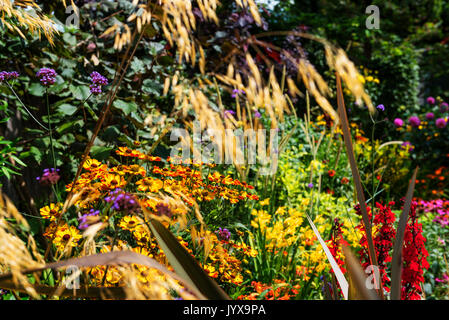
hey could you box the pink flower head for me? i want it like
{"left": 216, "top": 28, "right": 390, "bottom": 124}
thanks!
{"left": 426, "top": 96, "right": 435, "bottom": 105}
{"left": 393, "top": 118, "right": 404, "bottom": 127}
{"left": 408, "top": 116, "right": 421, "bottom": 128}
{"left": 425, "top": 112, "right": 434, "bottom": 120}
{"left": 436, "top": 118, "right": 447, "bottom": 129}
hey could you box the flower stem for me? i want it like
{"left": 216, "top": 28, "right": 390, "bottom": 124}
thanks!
{"left": 5, "top": 81, "right": 49, "bottom": 131}
{"left": 46, "top": 88, "right": 60, "bottom": 198}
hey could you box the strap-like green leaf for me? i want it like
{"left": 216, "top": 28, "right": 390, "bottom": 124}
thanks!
{"left": 335, "top": 73, "right": 381, "bottom": 294}
{"left": 390, "top": 167, "right": 419, "bottom": 300}
{"left": 147, "top": 218, "right": 230, "bottom": 300}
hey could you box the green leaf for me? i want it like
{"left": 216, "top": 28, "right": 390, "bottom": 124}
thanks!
{"left": 69, "top": 84, "right": 90, "bottom": 101}
{"left": 131, "top": 57, "right": 145, "bottom": 73}
{"left": 1, "top": 166, "right": 11, "bottom": 179}
{"left": 63, "top": 32, "right": 77, "bottom": 46}
{"left": 28, "top": 83, "right": 45, "bottom": 97}
{"left": 113, "top": 99, "right": 137, "bottom": 115}
{"left": 90, "top": 145, "right": 113, "bottom": 161}
{"left": 58, "top": 103, "right": 78, "bottom": 116}
{"left": 56, "top": 119, "right": 83, "bottom": 134}
{"left": 142, "top": 79, "right": 162, "bottom": 95}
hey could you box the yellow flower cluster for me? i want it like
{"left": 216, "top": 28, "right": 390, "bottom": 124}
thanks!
{"left": 251, "top": 207, "right": 304, "bottom": 249}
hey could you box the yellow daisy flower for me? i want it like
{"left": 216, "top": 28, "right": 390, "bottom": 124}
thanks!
{"left": 40, "top": 203, "right": 63, "bottom": 222}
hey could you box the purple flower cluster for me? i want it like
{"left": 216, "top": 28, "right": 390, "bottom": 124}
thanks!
{"left": 376, "top": 104, "right": 385, "bottom": 112}
{"left": 440, "top": 102, "right": 449, "bottom": 113}
{"left": 409, "top": 116, "right": 421, "bottom": 128}
{"left": 436, "top": 118, "right": 447, "bottom": 129}
{"left": 36, "top": 68, "right": 57, "bottom": 86}
{"left": 231, "top": 89, "right": 245, "bottom": 98}
{"left": 224, "top": 109, "right": 236, "bottom": 118}
{"left": 36, "top": 168, "right": 60, "bottom": 185}
{"left": 401, "top": 141, "right": 414, "bottom": 153}
{"left": 155, "top": 203, "right": 173, "bottom": 218}
{"left": 89, "top": 71, "right": 108, "bottom": 95}
{"left": 216, "top": 227, "right": 231, "bottom": 241}
{"left": 105, "top": 188, "right": 140, "bottom": 213}
{"left": 78, "top": 209, "right": 100, "bottom": 230}
{"left": 254, "top": 110, "right": 261, "bottom": 118}
{"left": 0, "top": 71, "right": 19, "bottom": 82}
{"left": 418, "top": 199, "right": 449, "bottom": 227}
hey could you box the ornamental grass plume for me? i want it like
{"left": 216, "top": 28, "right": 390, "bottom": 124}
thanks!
{"left": 0, "top": 0, "right": 57, "bottom": 45}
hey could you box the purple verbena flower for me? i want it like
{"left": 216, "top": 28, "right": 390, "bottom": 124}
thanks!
{"left": 0, "top": 71, "right": 19, "bottom": 82}
{"left": 408, "top": 116, "right": 421, "bottom": 128}
{"left": 307, "top": 183, "right": 314, "bottom": 188}
{"left": 78, "top": 209, "right": 100, "bottom": 230}
{"left": 216, "top": 227, "right": 231, "bottom": 241}
{"left": 254, "top": 110, "right": 261, "bottom": 118}
{"left": 231, "top": 89, "right": 245, "bottom": 98}
{"left": 224, "top": 109, "right": 236, "bottom": 118}
{"left": 89, "top": 71, "right": 108, "bottom": 95}
{"left": 155, "top": 203, "right": 173, "bottom": 218}
{"left": 376, "top": 104, "right": 385, "bottom": 112}
{"left": 36, "top": 168, "right": 60, "bottom": 186}
{"left": 105, "top": 188, "right": 141, "bottom": 213}
{"left": 36, "top": 68, "right": 57, "bottom": 86}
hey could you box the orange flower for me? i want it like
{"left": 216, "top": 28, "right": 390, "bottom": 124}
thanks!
{"left": 136, "top": 177, "right": 163, "bottom": 192}
{"left": 101, "top": 174, "right": 126, "bottom": 190}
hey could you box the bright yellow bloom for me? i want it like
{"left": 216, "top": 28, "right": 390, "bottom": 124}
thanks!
{"left": 40, "top": 203, "right": 63, "bottom": 222}
{"left": 101, "top": 174, "right": 126, "bottom": 190}
{"left": 136, "top": 177, "right": 163, "bottom": 192}
{"left": 119, "top": 215, "right": 141, "bottom": 231}
{"left": 53, "top": 224, "right": 82, "bottom": 251}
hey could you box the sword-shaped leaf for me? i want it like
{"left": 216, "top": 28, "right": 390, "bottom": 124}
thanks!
{"left": 390, "top": 167, "right": 419, "bottom": 300}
